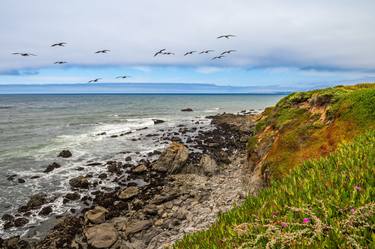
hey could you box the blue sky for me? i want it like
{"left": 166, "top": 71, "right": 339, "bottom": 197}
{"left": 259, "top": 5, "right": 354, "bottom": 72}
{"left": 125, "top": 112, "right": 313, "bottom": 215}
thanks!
{"left": 0, "top": 0, "right": 374, "bottom": 92}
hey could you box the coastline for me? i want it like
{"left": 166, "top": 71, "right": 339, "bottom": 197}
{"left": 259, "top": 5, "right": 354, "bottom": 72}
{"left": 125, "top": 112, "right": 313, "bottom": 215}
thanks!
{"left": 1, "top": 112, "right": 257, "bottom": 249}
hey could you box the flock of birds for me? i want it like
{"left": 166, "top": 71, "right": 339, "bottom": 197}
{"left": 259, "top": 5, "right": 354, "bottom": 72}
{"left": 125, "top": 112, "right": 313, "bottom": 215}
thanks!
{"left": 12, "top": 34, "right": 237, "bottom": 83}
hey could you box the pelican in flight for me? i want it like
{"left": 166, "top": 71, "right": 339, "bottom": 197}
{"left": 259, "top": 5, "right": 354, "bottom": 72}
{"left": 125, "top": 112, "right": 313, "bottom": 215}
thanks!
{"left": 54, "top": 61, "right": 67, "bottom": 64}
{"left": 12, "top": 53, "right": 37, "bottom": 57}
{"left": 88, "top": 78, "right": 102, "bottom": 83}
{"left": 154, "top": 49, "right": 166, "bottom": 57}
{"left": 51, "top": 42, "right": 66, "bottom": 47}
{"left": 199, "top": 50, "right": 214, "bottom": 54}
{"left": 220, "top": 50, "right": 237, "bottom": 55}
{"left": 217, "top": 35, "right": 236, "bottom": 39}
{"left": 116, "top": 75, "right": 131, "bottom": 79}
{"left": 212, "top": 55, "right": 225, "bottom": 60}
{"left": 95, "top": 50, "right": 110, "bottom": 54}
{"left": 184, "top": 51, "right": 197, "bottom": 56}
{"left": 162, "top": 52, "right": 174, "bottom": 55}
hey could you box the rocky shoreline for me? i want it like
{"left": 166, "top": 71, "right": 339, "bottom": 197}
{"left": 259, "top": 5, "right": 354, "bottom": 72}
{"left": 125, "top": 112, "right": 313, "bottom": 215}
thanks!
{"left": 1, "top": 113, "right": 256, "bottom": 249}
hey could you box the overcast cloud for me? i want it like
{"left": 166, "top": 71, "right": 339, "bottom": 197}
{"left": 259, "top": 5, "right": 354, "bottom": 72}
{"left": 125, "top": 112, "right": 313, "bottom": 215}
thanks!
{"left": 0, "top": 0, "right": 374, "bottom": 85}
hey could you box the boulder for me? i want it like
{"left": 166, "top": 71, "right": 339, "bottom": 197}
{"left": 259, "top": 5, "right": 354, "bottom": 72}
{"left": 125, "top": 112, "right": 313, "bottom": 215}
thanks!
{"left": 181, "top": 108, "right": 193, "bottom": 112}
{"left": 152, "top": 142, "right": 189, "bottom": 174}
{"left": 123, "top": 220, "right": 152, "bottom": 236}
{"left": 199, "top": 154, "right": 218, "bottom": 176}
{"left": 58, "top": 150, "right": 72, "bottom": 158}
{"left": 14, "top": 217, "right": 29, "bottom": 227}
{"left": 132, "top": 164, "right": 148, "bottom": 174}
{"left": 18, "top": 193, "right": 47, "bottom": 212}
{"left": 44, "top": 162, "right": 61, "bottom": 173}
{"left": 119, "top": 186, "right": 139, "bottom": 200}
{"left": 69, "top": 176, "right": 89, "bottom": 189}
{"left": 85, "top": 206, "right": 108, "bottom": 224}
{"left": 85, "top": 223, "right": 118, "bottom": 248}
{"left": 39, "top": 206, "right": 53, "bottom": 216}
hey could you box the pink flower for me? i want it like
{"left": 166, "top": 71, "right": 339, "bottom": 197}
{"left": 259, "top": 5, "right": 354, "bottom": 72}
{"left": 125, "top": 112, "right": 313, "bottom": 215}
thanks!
{"left": 354, "top": 185, "right": 361, "bottom": 191}
{"left": 303, "top": 218, "right": 310, "bottom": 224}
{"left": 280, "top": 222, "right": 288, "bottom": 228}
{"left": 350, "top": 208, "right": 356, "bottom": 214}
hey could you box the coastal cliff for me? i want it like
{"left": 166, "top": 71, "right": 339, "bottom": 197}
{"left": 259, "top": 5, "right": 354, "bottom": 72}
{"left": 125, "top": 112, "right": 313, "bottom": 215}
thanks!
{"left": 1, "top": 83, "right": 374, "bottom": 249}
{"left": 175, "top": 83, "right": 375, "bottom": 248}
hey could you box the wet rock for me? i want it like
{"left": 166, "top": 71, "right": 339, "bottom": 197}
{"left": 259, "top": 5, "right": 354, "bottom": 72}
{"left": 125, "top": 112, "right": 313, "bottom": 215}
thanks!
{"left": 107, "top": 164, "right": 122, "bottom": 174}
{"left": 69, "top": 176, "right": 89, "bottom": 189}
{"left": 98, "top": 173, "right": 107, "bottom": 179}
{"left": 119, "top": 186, "right": 139, "bottom": 200}
{"left": 64, "top": 192, "right": 80, "bottom": 201}
{"left": 153, "top": 119, "right": 165, "bottom": 125}
{"left": 171, "top": 136, "right": 182, "bottom": 142}
{"left": 58, "top": 150, "right": 72, "bottom": 158}
{"left": 181, "top": 108, "right": 193, "bottom": 112}
{"left": 1, "top": 214, "right": 14, "bottom": 222}
{"left": 14, "top": 217, "right": 29, "bottom": 227}
{"left": 85, "top": 206, "right": 108, "bottom": 224}
{"left": 44, "top": 162, "right": 61, "bottom": 173}
{"left": 96, "top": 132, "right": 107, "bottom": 136}
{"left": 17, "top": 178, "right": 25, "bottom": 184}
{"left": 18, "top": 193, "right": 47, "bottom": 212}
{"left": 152, "top": 142, "right": 189, "bottom": 174}
{"left": 110, "top": 135, "right": 118, "bottom": 138}
{"left": 85, "top": 223, "right": 118, "bottom": 249}
{"left": 125, "top": 156, "right": 132, "bottom": 161}
{"left": 86, "top": 162, "right": 102, "bottom": 166}
{"left": 30, "top": 175, "right": 40, "bottom": 179}
{"left": 39, "top": 206, "right": 53, "bottom": 216}
{"left": 7, "top": 174, "right": 17, "bottom": 181}
{"left": 123, "top": 220, "right": 152, "bottom": 236}
{"left": 199, "top": 154, "right": 218, "bottom": 176}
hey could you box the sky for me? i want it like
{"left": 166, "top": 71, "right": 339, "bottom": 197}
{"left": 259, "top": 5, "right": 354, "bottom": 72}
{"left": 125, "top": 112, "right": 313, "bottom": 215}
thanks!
{"left": 0, "top": 0, "right": 374, "bottom": 92}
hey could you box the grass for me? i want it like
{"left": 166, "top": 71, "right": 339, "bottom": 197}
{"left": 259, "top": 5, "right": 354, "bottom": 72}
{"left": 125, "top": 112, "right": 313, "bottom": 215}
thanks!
{"left": 255, "top": 83, "right": 375, "bottom": 179}
{"left": 174, "top": 131, "right": 375, "bottom": 248}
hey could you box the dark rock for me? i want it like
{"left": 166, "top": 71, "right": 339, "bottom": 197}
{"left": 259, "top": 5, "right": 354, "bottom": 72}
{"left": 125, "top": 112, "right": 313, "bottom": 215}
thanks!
{"left": 7, "top": 174, "right": 17, "bottom": 181}
{"left": 44, "top": 162, "right": 61, "bottom": 173}
{"left": 98, "top": 173, "right": 108, "bottom": 179}
{"left": 18, "top": 193, "right": 47, "bottom": 212}
{"left": 39, "top": 206, "right": 53, "bottom": 216}
{"left": 58, "top": 150, "right": 72, "bottom": 158}
{"left": 17, "top": 178, "right": 26, "bottom": 184}
{"left": 30, "top": 175, "right": 40, "bottom": 179}
{"left": 153, "top": 119, "right": 165, "bottom": 125}
{"left": 181, "top": 108, "right": 193, "bottom": 112}
{"left": 110, "top": 135, "right": 119, "bottom": 138}
{"left": 2, "top": 214, "right": 14, "bottom": 222}
{"left": 14, "top": 217, "right": 29, "bottom": 227}
{"left": 96, "top": 132, "right": 107, "bottom": 136}
{"left": 69, "top": 176, "right": 90, "bottom": 189}
{"left": 125, "top": 156, "right": 132, "bottom": 161}
{"left": 86, "top": 162, "right": 102, "bottom": 166}
{"left": 107, "top": 164, "right": 122, "bottom": 174}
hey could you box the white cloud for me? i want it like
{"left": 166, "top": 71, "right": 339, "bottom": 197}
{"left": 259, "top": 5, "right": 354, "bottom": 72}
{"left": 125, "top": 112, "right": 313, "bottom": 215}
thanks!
{"left": 196, "top": 66, "right": 224, "bottom": 74}
{"left": 0, "top": 0, "right": 374, "bottom": 74}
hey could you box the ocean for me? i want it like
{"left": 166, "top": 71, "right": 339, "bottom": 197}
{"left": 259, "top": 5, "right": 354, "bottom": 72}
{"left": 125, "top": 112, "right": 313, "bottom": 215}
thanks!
{"left": 0, "top": 94, "right": 284, "bottom": 237}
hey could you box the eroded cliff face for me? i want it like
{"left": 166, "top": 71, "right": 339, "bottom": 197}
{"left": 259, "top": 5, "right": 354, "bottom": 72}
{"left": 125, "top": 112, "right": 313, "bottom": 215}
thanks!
{"left": 244, "top": 83, "right": 375, "bottom": 194}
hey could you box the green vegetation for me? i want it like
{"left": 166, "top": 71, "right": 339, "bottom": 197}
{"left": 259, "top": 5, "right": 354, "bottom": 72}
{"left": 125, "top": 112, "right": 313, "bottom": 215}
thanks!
{"left": 175, "top": 131, "right": 375, "bottom": 248}
{"left": 175, "top": 83, "right": 375, "bottom": 248}
{"left": 255, "top": 83, "right": 375, "bottom": 179}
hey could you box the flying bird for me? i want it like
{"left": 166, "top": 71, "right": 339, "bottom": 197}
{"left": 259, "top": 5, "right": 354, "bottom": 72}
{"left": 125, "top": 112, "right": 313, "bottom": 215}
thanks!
{"left": 12, "top": 53, "right": 37, "bottom": 57}
{"left": 54, "top": 61, "right": 67, "bottom": 64}
{"left": 199, "top": 50, "right": 214, "bottom": 54}
{"left": 184, "top": 51, "right": 197, "bottom": 56}
{"left": 162, "top": 52, "right": 175, "bottom": 55}
{"left": 217, "top": 35, "right": 236, "bottom": 39}
{"left": 212, "top": 55, "right": 225, "bottom": 60}
{"left": 116, "top": 75, "right": 131, "bottom": 79}
{"left": 220, "top": 50, "right": 237, "bottom": 55}
{"left": 154, "top": 49, "right": 166, "bottom": 57}
{"left": 95, "top": 50, "right": 110, "bottom": 54}
{"left": 51, "top": 42, "right": 66, "bottom": 47}
{"left": 88, "top": 78, "right": 102, "bottom": 83}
